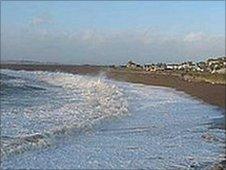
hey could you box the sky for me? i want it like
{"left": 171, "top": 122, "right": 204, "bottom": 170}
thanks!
{"left": 1, "top": 1, "right": 225, "bottom": 65}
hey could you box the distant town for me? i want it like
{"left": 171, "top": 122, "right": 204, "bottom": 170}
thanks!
{"left": 2, "top": 56, "right": 226, "bottom": 75}
{"left": 1, "top": 56, "right": 226, "bottom": 85}
{"left": 124, "top": 56, "right": 226, "bottom": 74}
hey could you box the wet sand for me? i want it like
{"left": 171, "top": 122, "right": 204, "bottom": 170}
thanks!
{"left": 1, "top": 64, "right": 225, "bottom": 109}
{"left": 107, "top": 70, "right": 226, "bottom": 109}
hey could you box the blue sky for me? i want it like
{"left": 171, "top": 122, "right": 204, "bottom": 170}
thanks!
{"left": 1, "top": 1, "right": 225, "bottom": 64}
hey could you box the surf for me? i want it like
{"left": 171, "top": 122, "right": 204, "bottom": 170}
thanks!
{"left": 0, "top": 69, "right": 129, "bottom": 158}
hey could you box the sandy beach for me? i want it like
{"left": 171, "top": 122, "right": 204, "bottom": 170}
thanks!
{"left": 2, "top": 2, "right": 225, "bottom": 169}
{"left": 1, "top": 67, "right": 225, "bottom": 169}
{"left": 1, "top": 64, "right": 225, "bottom": 109}
{"left": 107, "top": 70, "right": 226, "bottom": 109}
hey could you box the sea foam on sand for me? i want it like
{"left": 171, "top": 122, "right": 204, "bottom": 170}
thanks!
{"left": 1, "top": 69, "right": 225, "bottom": 169}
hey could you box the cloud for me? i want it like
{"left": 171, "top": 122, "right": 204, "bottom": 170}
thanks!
{"left": 183, "top": 32, "right": 205, "bottom": 42}
{"left": 1, "top": 27, "right": 225, "bottom": 65}
{"left": 31, "top": 13, "right": 54, "bottom": 26}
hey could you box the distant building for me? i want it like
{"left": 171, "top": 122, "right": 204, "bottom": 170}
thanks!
{"left": 195, "top": 66, "right": 204, "bottom": 72}
{"left": 124, "top": 56, "right": 225, "bottom": 74}
{"left": 144, "top": 64, "right": 156, "bottom": 71}
{"left": 197, "top": 62, "right": 206, "bottom": 71}
{"left": 126, "top": 61, "right": 142, "bottom": 69}
{"left": 166, "top": 64, "right": 179, "bottom": 70}
{"left": 206, "top": 56, "right": 226, "bottom": 73}
{"left": 213, "top": 68, "right": 226, "bottom": 74}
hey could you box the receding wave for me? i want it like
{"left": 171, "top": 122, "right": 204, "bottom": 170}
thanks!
{"left": 1, "top": 122, "right": 97, "bottom": 158}
{"left": 1, "top": 133, "right": 51, "bottom": 158}
{"left": 1, "top": 69, "right": 128, "bottom": 158}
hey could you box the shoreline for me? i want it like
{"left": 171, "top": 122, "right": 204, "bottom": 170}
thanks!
{"left": 1, "top": 64, "right": 225, "bottom": 169}
{"left": 1, "top": 64, "right": 225, "bottom": 109}
{"left": 107, "top": 69, "right": 226, "bottom": 109}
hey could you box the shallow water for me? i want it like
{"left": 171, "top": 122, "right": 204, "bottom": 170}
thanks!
{"left": 1, "top": 69, "right": 225, "bottom": 169}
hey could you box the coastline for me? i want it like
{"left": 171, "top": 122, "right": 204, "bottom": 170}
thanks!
{"left": 107, "top": 69, "right": 226, "bottom": 109}
{"left": 1, "top": 64, "right": 225, "bottom": 109}
{"left": 1, "top": 64, "right": 225, "bottom": 169}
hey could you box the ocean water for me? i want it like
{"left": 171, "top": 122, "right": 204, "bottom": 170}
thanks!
{"left": 0, "top": 69, "right": 225, "bottom": 169}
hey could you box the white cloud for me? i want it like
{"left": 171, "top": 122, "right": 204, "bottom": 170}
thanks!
{"left": 31, "top": 14, "right": 54, "bottom": 26}
{"left": 2, "top": 27, "right": 225, "bottom": 64}
{"left": 183, "top": 32, "right": 205, "bottom": 42}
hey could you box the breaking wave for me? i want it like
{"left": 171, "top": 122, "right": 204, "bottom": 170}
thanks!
{"left": 0, "top": 69, "right": 128, "bottom": 158}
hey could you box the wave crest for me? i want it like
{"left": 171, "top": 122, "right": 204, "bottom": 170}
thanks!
{"left": 1, "top": 70, "right": 128, "bottom": 158}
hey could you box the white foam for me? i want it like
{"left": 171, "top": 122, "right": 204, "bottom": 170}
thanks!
{"left": 1, "top": 69, "right": 225, "bottom": 169}
{"left": 1, "top": 69, "right": 128, "bottom": 157}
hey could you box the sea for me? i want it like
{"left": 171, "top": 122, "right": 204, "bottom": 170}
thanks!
{"left": 0, "top": 69, "right": 225, "bottom": 169}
